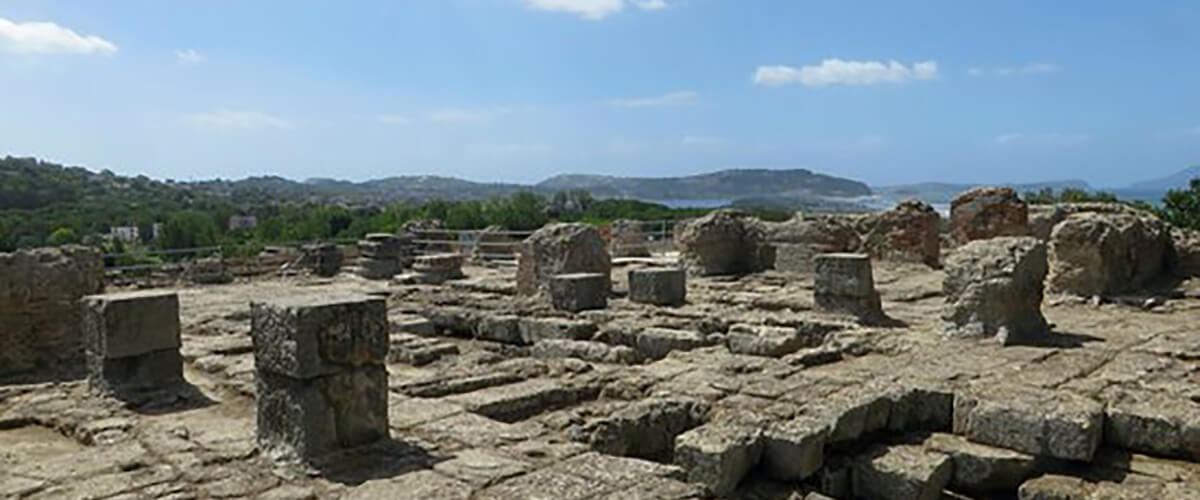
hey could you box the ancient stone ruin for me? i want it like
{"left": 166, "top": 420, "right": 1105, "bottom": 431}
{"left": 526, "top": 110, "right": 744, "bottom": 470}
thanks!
{"left": 356, "top": 233, "right": 405, "bottom": 280}
{"left": 812, "top": 253, "right": 883, "bottom": 322}
{"left": 950, "top": 187, "right": 1031, "bottom": 244}
{"left": 857, "top": 199, "right": 942, "bottom": 268}
{"left": 609, "top": 219, "right": 652, "bottom": 258}
{"left": 82, "top": 290, "right": 184, "bottom": 395}
{"left": 942, "top": 237, "right": 1049, "bottom": 345}
{"left": 0, "top": 245, "right": 103, "bottom": 383}
{"left": 1047, "top": 211, "right": 1170, "bottom": 296}
{"left": 517, "top": 222, "right": 610, "bottom": 295}
{"left": 299, "top": 242, "right": 343, "bottom": 277}
{"left": 250, "top": 293, "right": 389, "bottom": 461}
{"left": 678, "top": 209, "right": 773, "bottom": 276}
{"left": 2, "top": 194, "right": 1200, "bottom": 499}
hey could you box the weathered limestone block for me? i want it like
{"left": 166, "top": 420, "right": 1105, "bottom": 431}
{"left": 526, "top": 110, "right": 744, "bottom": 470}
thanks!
{"left": 548, "top": 273, "right": 609, "bottom": 312}
{"left": 1170, "top": 227, "right": 1200, "bottom": 278}
{"left": 470, "top": 225, "right": 519, "bottom": 263}
{"left": 852, "top": 444, "right": 953, "bottom": 500}
{"left": 301, "top": 243, "right": 342, "bottom": 277}
{"left": 674, "top": 423, "right": 763, "bottom": 497}
{"left": 446, "top": 378, "right": 601, "bottom": 423}
{"left": 1103, "top": 388, "right": 1200, "bottom": 461}
{"left": 517, "top": 223, "right": 611, "bottom": 296}
{"left": 767, "top": 214, "right": 861, "bottom": 273}
{"left": 518, "top": 317, "right": 597, "bottom": 344}
{"left": 411, "top": 253, "right": 466, "bottom": 283}
{"left": 726, "top": 323, "right": 828, "bottom": 358}
{"left": 761, "top": 415, "right": 828, "bottom": 481}
{"left": 923, "top": 432, "right": 1041, "bottom": 494}
{"left": 609, "top": 219, "right": 651, "bottom": 257}
{"left": 251, "top": 294, "right": 389, "bottom": 461}
{"left": 82, "top": 290, "right": 183, "bottom": 393}
{"left": 185, "top": 256, "right": 232, "bottom": 284}
{"left": 531, "top": 339, "right": 640, "bottom": 364}
{"left": 250, "top": 295, "right": 389, "bottom": 379}
{"left": 0, "top": 245, "right": 104, "bottom": 383}
{"left": 942, "top": 237, "right": 1049, "bottom": 345}
{"left": 951, "top": 187, "right": 1031, "bottom": 244}
{"left": 1016, "top": 475, "right": 1092, "bottom": 500}
{"left": 859, "top": 199, "right": 942, "bottom": 268}
{"left": 885, "top": 386, "right": 955, "bottom": 433}
{"left": 256, "top": 366, "right": 388, "bottom": 461}
{"left": 1047, "top": 212, "right": 1170, "bottom": 296}
{"left": 602, "top": 326, "right": 712, "bottom": 360}
{"left": 569, "top": 397, "right": 709, "bottom": 460}
{"left": 677, "top": 209, "right": 772, "bottom": 276}
{"left": 813, "top": 253, "right": 883, "bottom": 321}
{"left": 954, "top": 385, "right": 1104, "bottom": 461}
{"left": 627, "top": 267, "right": 686, "bottom": 306}
{"left": 474, "top": 314, "right": 523, "bottom": 344}
{"left": 806, "top": 388, "right": 894, "bottom": 445}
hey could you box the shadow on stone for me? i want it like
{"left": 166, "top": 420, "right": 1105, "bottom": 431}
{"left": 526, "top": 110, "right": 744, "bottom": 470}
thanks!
{"left": 308, "top": 437, "right": 445, "bottom": 486}
{"left": 110, "top": 380, "right": 218, "bottom": 415}
{"left": 1005, "top": 330, "right": 1104, "bottom": 349}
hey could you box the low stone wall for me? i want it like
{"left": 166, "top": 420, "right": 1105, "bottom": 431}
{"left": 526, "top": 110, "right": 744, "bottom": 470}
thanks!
{"left": 0, "top": 246, "right": 104, "bottom": 383}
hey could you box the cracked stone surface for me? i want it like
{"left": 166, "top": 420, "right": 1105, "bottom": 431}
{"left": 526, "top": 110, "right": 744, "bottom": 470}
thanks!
{"left": 2, "top": 255, "right": 1200, "bottom": 499}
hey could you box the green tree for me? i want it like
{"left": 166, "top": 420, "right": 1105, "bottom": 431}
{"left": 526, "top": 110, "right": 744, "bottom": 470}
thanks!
{"left": 160, "top": 211, "right": 221, "bottom": 250}
{"left": 47, "top": 227, "right": 79, "bottom": 246}
{"left": 1160, "top": 178, "right": 1200, "bottom": 230}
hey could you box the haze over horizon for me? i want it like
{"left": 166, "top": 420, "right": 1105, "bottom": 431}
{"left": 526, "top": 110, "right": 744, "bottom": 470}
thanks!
{"left": 2, "top": 1, "right": 1199, "bottom": 188}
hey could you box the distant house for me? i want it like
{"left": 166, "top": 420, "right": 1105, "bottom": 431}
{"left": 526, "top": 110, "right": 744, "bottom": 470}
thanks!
{"left": 151, "top": 223, "right": 164, "bottom": 240}
{"left": 228, "top": 215, "right": 258, "bottom": 231}
{"left": 109, "top": 226, "right": 140, "bottom": 243}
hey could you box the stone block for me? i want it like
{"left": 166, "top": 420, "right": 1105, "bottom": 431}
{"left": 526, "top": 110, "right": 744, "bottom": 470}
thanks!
{"left": 475, "top": 314, "right": 523, "bottom": 344}
{"left": 530, "top": 339, "right": 640, "bottom": 364}
{"left": 761, "top": 415, "right": 828, "bottom": 481}
{"left": 86, "top": 348, "right": 184, "bottom": 393}
{"left": 571, "top": 397, "right": 709, "bottom": 460}
{"left": 517, "top": 223, "right": 611, "bottom": 296}
{"left": 813, "top": 253, "right": 883, "bottom": 320}
{"left": 627, "top": 267, "right": 686, "bottom": 306}
{"left": 1104, "top": 389, "right": 1200, "bottom": 461}
{"left": 726, "top": 323, "right": 828, "bottom": 358}
{"left": 1016, "top": 475, "right": 1092, "bottom": 500}
{"left": 923, "top": 432, "right": 1041, "bottom": 493}
{"left": 548, "top": 273, "right": 608, "bottom": 312}
{"left": 446, "top": 378, "right": 601, "bottom": 423}
{"left": 250, "top": 294, "right": 388, "bottom": 379}
{"left": 851, "top": 444, "right": 953, "bottom": 500}
{"left": 942, "top": 237, "right": 1049, "bottom": 344}
{"left": 82, "top": 291, "right": 181, "bottom": 359}
{"left": 954, "top": 385, "right": 1104, "bottom": 461}
{"left": 256, "top": 365, "right": 388, "bottom": 461}
{"left": 673, "top": 423, "right": 762, "bottom": 497}
{"left": 518, "top": 317, "right": 597, "bottom": 344}
{"left": 603, "top": 326, "right": 711, "bottom": 360}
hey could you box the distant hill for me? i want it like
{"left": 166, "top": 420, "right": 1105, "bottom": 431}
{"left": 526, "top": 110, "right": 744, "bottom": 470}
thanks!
{"left": 1126, "top": 165, "right": 1200, "bottom": 192}
{"left": 537, "top": 168, "right": 872, "bottom": 200}
{"left": 873, "top": 180, "right": 1092, "bottom": 204}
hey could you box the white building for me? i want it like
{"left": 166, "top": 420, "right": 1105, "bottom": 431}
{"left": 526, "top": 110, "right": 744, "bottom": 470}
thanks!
{"left": 109, "top": 226, "right": 140, "bottom": 243}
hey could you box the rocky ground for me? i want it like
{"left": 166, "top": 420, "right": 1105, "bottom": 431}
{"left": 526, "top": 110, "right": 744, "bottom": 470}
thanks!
{"left": 2, "top": 258, "right": 1199, "bottom": 500}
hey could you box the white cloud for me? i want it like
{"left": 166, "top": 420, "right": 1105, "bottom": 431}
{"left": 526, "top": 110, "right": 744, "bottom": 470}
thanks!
{"left": 427, "top": 107, "right": 513, "bottom": 124}
{"left": 377, "top": 114, "right": 411, "bottom": 124}
{"left": 522, "top": 0, "right": 624, "bottom": 20}
{"left": 0, "top": 17, "right": 117, "bottom": 55}
{"left": 967, "top": 62, "right": 1060, "bottom": 78}
{"left": 184, "top": 110, "right": 294, "bottom": 131}
{"left": 753, "top": 59, "right": 938, "bottom": 88}
{"left": 635, "top": 0, "right": 669, "bottom": 10}
{"left": 993, "top": 132, "right": 1090, "bottom": 147}
{"left": 607, "top": 90, "right": 699, "bottom": 108}
{"left": 680, "top": 136, "right": 725, "bottom": 146}
{"left": 175, "top": 49, "right": 204, "bottom": 65}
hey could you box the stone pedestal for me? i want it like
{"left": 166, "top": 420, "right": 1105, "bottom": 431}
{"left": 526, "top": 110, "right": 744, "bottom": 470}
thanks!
{"left": 251, "top": 294, "right": 389, "bottom": 461}
{"left": 302, "top": 244, "right": 343, "bottom": 277}
{"left": 412, "top": 253, "right": 466, "bottom": 283}
{"left": 82, "top": 291, "right": 183, "bottom": 394}
{"left": 813, "top": 253, "right": 883, "bottom": 321}
{"left": 357, "top": 233, "right": 403, "bottom": 280}
{"left": 549, "top": 273, "right": 608, "bottom": 312}
{"left": 942, "top": 237, "right": 1048, "bottom": 345}
{"left": 628, "top": 267, "right": 686, "bottom": 306}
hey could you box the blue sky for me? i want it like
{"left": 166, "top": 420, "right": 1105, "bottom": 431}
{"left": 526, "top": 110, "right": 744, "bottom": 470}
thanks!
{"left": 1, "top": 0, "right": 1199, "bottom": 187}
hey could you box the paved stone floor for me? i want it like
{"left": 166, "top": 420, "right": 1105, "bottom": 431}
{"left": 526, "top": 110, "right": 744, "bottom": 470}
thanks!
{"left": 2, "top": 260, "right": 1199, "bottom": 499}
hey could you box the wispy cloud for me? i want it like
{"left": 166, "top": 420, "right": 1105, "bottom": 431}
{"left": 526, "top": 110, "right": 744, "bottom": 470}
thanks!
{"left": 184, "top": 110, "right": 294, "bottom": 131}
{"left": 0, "top": 17, "right": 117, "bottom": 55}
{"left": 607, "top": 90, "right": 699, "bottom": 108}
{"left": 993, "top": 132, "right": 1090, "bottom": 147}
{"left": 634, "top": 0, "right": 669, "bottom": 10}
{"left": 967, "top": 62, "right": 1060, "bottom": 78}
{"left": 377, "top": 114, "right": 411, "bottom": 124}
{"left": 521, "top": 0, "right": 625, "bottom": 20}
{"left": 175, "top": 49, "right": 204, "bottom": 65}
{"left": 753, "top": 59, "right": 938, "bottom": 88}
